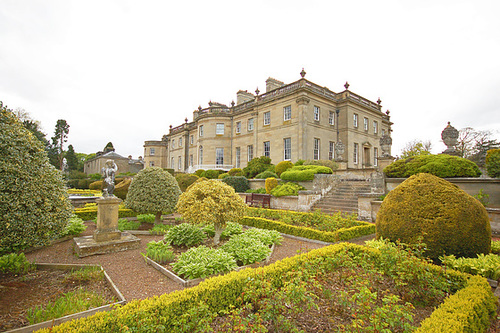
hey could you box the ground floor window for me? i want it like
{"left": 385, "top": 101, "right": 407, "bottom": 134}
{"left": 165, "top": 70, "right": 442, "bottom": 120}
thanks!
{"left": 313, "top": 138, "right": 320, "bottom": 160}
{"left": 374, "top": 147, "right": 378, "bottom": 166}
{"left": 354, "top": 143, "right": 359, "bottom": 164}
{"left": 329, "top": 141, "right": 335, "bottom": 160}
{"left": 216, "top": 148, "right": 224, "bottom": 165}
{"left": 235, "top": 147, "right": 241, "bottom": 168}
{"left": 283, "top": 138, "right": 291, "bottom": 160}
{"left": 199, "top": 146, "right": 203, "bottom": 164}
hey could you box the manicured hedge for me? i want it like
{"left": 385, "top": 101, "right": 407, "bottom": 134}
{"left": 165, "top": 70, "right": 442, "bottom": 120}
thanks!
{"left": 73, "top": 207, "right": 137, "bottom": 221}
{"left": 221, "top": 176, "right": 250, "bottom": 193}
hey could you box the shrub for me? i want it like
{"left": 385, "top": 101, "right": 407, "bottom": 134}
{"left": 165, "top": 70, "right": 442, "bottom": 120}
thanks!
{"left": 145, "top": 240, "right": 175, "bottom": 264}
{"left": 376, "top": 173, "right": 491, "bottom": 260}
{"left": 228, "top": 168, "right": 243, "bottom": 176}
{"left": 241, "top": 228, "right": 282, "bottom": 245}
{"left": 222, "top": 176, "right": 250, "bottom": 193}
{"left": 117, "top": 218, "right": 141, "bottom": 231}
{"left": 441, "top": 254, "right": 500, "bottom": 280}
{"left": 149, "top": 224, "right": 171, "bottom": 235}
{"left": 61, "top": 215, "right": 87, "bottom": 236}
{"left": 245, "top": 188, "right": 267, "bottom": 194}
{"left": 0, "top": 106, "right": 73, "bottom": 253}
{"left": 290, "top": 165, "right": 333, "bottom": 174}
{"left": 201, "top": 169, "right": 219, "bottom": 179}
{"left": 89, "top": 173, "right": 102, "bottom": 181}
{"left": 125, "top": 167, "right": 181, "bottom": 223}
{"left": 275, "top": 161, "right": 294, "bottom": 177}
{"left": 113, "top": 178, "right": 131, "bottom": 200}
{"left": 254, "top": 170, "right": 278, "bottom": 179}
{"left": 202, "top": 222, "right": 243, "bottom": 240}
{"left": 492, "top": 240, "right": 500, "bottom": 254}
{"left": 303, "top": 159, "right": 339, "bottom": 171}
{"left": 171, "top": 245, "right": 237, "bottom": 280}
{"left": 0, "top": 253, "right": 35, "bottom": 274}
{"left": 280, "top": 169, "right": 315, "bottom": 181}
{"left": 270, "top": 182, "right": 305, "bottom": 197}
{"left": 175, "top": 173, "right": 199, "bottom": 192}
{"left": 164, "top": 223, "right": 207, "bottom": 247}
{"left": 383, "top": 154, "right": 481, "bottom": 178}
{"left": 194, "top": 169, "right": 205, "bottom": 177}
{"left": 220, "top": 235, "right": 272, "bottom": 265}
{"left": 218, "top": 173, "right": 229, "bottom": 179}
{"left": 486, "top": 149, "right": 500, "bottom": 178}
{"left": 265, "top": 177, "right": 279, "bottom": 194}
{"left": 76, "top": 179, "right": 94, "bottom": 189}
{"left": 243, "top": 156, "right": 273, "bottom": 178}
{"left": 176, "top": 179, "right": 247, "bottom": 245}
{"left": 137, "top": 214, "right": 155, "bottom": 223}
{"left": 89, "top": 180, "right": 103, "bottom": 190}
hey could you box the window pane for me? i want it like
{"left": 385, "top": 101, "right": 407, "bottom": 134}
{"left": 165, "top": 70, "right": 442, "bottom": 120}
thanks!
{"left": 314, "top": 138, "right": 320, "bottom": 160}
{"left": 216, "top": 123, "right": 224, "bottom": 135}
{"left": 235, "top": 147, "right": 240, "bottom": 168}
{"left": 216, "top": 148, "right": 224, "bottom": 165}
{"left": 264, "top": 141, "right": 270, "bottom": 157}
{"left": 248, "top": 118, "right": 254, "bottom": 131}
{"left": 248, "top": 145, "right": 253, "bottom": 161}
{"left": 283, "top": 106, "right": 291, "bottom": 121}
{"left": 284, "top": 138, "right": 291, "bottom": 160}
{"left": 264, "top": 112, "right": 271, "bottom": 125}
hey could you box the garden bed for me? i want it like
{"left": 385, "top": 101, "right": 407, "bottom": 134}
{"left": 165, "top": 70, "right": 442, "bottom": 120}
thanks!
{"left": 0, "top": 264, "right": 125, "bottom": 333}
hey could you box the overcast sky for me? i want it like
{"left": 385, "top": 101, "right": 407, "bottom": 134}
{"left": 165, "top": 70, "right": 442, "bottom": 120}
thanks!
{"left": 1, "top": 0, "right": 499, "bottom": 159}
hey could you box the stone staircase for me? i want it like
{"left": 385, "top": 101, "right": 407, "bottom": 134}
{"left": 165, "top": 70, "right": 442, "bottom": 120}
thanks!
{"left": 311, "top": 179, "right": 371, "bottom": 215}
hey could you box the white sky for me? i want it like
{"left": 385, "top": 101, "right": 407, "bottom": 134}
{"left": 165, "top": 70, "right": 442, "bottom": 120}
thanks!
{"left": 1, "top": 0, "right": 499, "bottom": 159}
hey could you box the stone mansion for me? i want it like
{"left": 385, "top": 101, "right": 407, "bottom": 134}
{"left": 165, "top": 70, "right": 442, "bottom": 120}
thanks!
{"left": 144, "top": 70, "right": 393, "bottom": 172}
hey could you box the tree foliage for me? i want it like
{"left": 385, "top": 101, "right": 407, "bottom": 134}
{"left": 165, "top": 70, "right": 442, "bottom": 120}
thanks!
{"left": 243, "top": 156, "right": 273, "bottom": 178}
{"left": 65, "top": 144, "right": 79, "bottom": 172}
{"left": 457, "top": 127, "right": 500, "bottom": 167}
{"left": 125, "top": 167, "right": 181, "bottom": 223}
{"left": 0, "top": 103, "right": 73, "bottom": 254}
{"left": 51, "top": 119, "right": 70, "bottom": 170}
{"left": 176, "top": 179, "right": 247, "bottom": 244}
{"left": 486, "top": 149, "right": 500, "bottom": 178}
{"left": 399, "top": 140, "right": 432, "bottom": 159}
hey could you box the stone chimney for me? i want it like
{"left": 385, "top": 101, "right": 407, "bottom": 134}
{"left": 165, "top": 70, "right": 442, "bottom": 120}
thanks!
{"left": 236, "top": 90, "right": 254, "bottom": 105}
{"left": 266, "top": 77, "right": 284, "bottom": 92}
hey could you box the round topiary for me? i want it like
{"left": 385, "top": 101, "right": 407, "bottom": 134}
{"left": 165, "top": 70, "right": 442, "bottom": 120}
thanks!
{"left": 275, "top": 161, "right": 294, "bottom": 177}
{"left": 376, "top": 173, "right": 491, "bottom": 260}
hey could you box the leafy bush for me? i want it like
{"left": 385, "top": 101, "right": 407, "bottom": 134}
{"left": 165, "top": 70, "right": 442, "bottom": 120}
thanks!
{"left": 125, "top": 167, "right": 181, "bottom": 223}
{"left": 275, "top": 161, "right": 294, "bottom": 177}
{"left": 194, "top": 169, "right": 205, "bottom": 177}
{"left": 221, "top": 176, "right": 250, "bottom": 193}
{"left": 486, "top": 149, "right": 500, "bottom": 178}
{"left": 473, "top": 189, "right": 490, "bottom": 207}
{"left": 492, "top": 240, "right": 500, "bottom": 254}
{"left": 61, "top": 215, "right": 87, "bottom": 236}
{"left": 254, "top": 170, "right": 278, "bottom": 179}
{"left": 0, "top": 253, "right": 35, "bottom": 275}
{"left": 164, "top": 223, "right": 207, "bottom": 247}
{"left": 113, "top": 178, "right": 131, "bottom": 200}
{"left": 202, "top": 222, "right": 243, "bottom": 240}
{"left": 441, "top": 253, "right": 500, "bottom": 280}
{"left": 303, "top": 159, "right": 338, "bottom": 171}
{"left": 89, "top": 173, "right": 102, "bottom": 181}
{"left": 218, "top": 173, "right": 229, "bottom": 179}
{"left": 245, "top": 188, "right": 267, "bottom": 194}
{"left": 89, "top": 181, "right": 103, "bottom": 190}
{"left": 241, "top": 228, "right": 282, "bottom": 245}
{"left": 137, "top": 214, "right": 155, "bottom": 224}
{"left": 384, "top": 154, "right": 481, "bottom": 178}
{"left": 0, "top": 106, "right": 73, "bottom": 253}
{"left": 220, "top": 234, "right": 272, "bottom": 265}
{"left": 149, "top": 224, "right": 172, "bottom": 235}
{"left": 291, "top": 165, "right": 333, "bottom": 174}
{"left": 243, "top": 156, "right": 273, "bottom": 178}
{"left": 145, "top": 240, "right": 175, "bottom": 264}
{"left": 200, "top": 169, "right": 219, "bottom": 179}
{"left": 265, "top": 177, "right": 279, "bottom": 194}
{"left": 175, "top": 173, "right": 199, "bottom": 191}
{"left": 228, "top": 168, "right": 243, "bottom": 176}
{"left": 376, "top": 173, "right": 491, "bottom": 260}
{"left": 280, "top": 169, "right": 315, "bottom": 181}
{"left": 270, "top": 182, "right": 305, "bottom": 197}
{"left": 117, "top": 218, "right": 141, "bottom": 231}
{"left": 171, "top": 246, "right": 237, "bottom": 280}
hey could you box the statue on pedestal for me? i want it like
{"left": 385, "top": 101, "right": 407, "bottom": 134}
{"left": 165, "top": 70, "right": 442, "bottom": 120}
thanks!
{"left": 101, "top": 160, "right": 118, "bottom": 197}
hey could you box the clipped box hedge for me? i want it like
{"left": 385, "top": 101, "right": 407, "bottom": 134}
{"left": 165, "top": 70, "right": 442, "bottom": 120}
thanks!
{"left": 73, "top": 208, "right": 137, "bottom": 221}
{"left": 35, "top": 243, "right": 496, "bottom": 332}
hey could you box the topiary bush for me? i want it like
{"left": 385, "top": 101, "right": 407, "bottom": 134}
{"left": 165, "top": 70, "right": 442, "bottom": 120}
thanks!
{"left": 265, "top": 177, "right": 279, "bottom": 194}
{"left": 194, "top": 169, "right": 205, "bottom": 177}
{"left": 376, "top": 173, "right": 491, "bottom": 260}
{"left": 275, "top": 161, "right": 294, "bottom": 177}
{"left": 89, "top": 181, "right": 103, "bottom": 190}
{"left": 280, "top": 170, "right": 315, "bottom": 181}
{"left": 228, "top": 168, "right": 243, "bottom": 177}
{"left": 218, "top": 173, "right": 229, "bottom": 179}
{"left": 125, "top": 167, "right": 181, "bottom": 223}
{"left": 243, "top": 156, "right": 273, "bottom": 178}
{"left": 384, "top": 154, "right": 481, "bottom": 178}
{"left": 303, "top": 159, "right": 339, "bottom": 172}
{"left": 0, "top": 105, "right": 73, "bottom": 254}
{"left": 201, "top": 169, "right": 219, "bottom": 179}
{"left": 270, "top": 182, "right": 305, "bottom": 197}
{"left": 221, "top": 176, "right": 250, "bottom": 193}
{"left": 254, "top": 170, "right": 278, "bottom": 179}
{"left": 485, "top": 149, "right": 500, "bottom": 178}
{"left": 114, "top": 178, "right": 131, "bottom": 200}
{"left": 175, "top": 173, "right": 199, "bottom": 192}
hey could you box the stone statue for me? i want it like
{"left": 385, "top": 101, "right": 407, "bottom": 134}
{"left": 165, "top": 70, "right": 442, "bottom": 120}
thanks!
{"left": 101, "top": 160, "right": 118, "bottom": 197}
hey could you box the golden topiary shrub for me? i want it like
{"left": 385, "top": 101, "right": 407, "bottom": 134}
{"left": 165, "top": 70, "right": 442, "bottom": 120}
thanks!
{"left": 265, "top": 177, "right": 279, "bottom": 194}
{"left": 376, "top": 173, "right": 491, "bottom": 260}
{"left": 114, "top": 178, "right": 131, "bottom": 200}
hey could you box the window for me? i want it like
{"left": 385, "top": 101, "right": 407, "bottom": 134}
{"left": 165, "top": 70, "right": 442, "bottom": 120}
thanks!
{"left": 247, "top": 145, "right": 253, "bottom": 161}
{"left": 172, "top": 139, "right": 175, "bottom": 148}
{"left": 199, "top": 125, "right": 204, "bottom": 137}
{"left": 149, "top": 161, "right": 155, "bottom": 167}
{"left": 263, "top": 112, "right": 270, "bottom": 126}
{"left": 364, "top": 117, "right": 369, "bottom": 131}
{"left": 382, "top": 129, "right": 386, "bottom": 136}
{"left": 353, "top": 114, "right": 358, "bottom": 128}
{"left": 329, "top": 141, "right": 335, "bottom": 160}
{"left": 178, "top": 156, "right": 182, "bottom": 170}
{"left": 189, "top": 154, "right": 193, "bottom": 167}
{"left": 179, "top": 137, "right": 182, "bottom": 147}
{"left": 199, "top": 146, "right": 203, "bottom": 164}
{"left": 235, "top": 147, "right": 241, "bottom": 168}
{"left": 283, "top": 106, "right": 291, "bottom": 121}
{"left": 374, "top": 148, "right": 378, "bottom": 167}
{"left": 314, "top": 106, "right": 320, "bottom": 121}
{"left": 373, "top": 121, "right": 378, "bottom": 134}
{"left": 190, "top": 135, "right": 194, "bottom": 145}
{"left": 149, "top": 148, "right": 156, "bottom": 156}
{"left": 171, "top": 157, "right": 174, "bottom": 168}
{"left": 313, "top": 138, "right": 320, "bottom": 160}
{"left": 216, "top": 148, "right": 224, "bottom": 166}
{"left": 329, "top": 111, "right": 335, "bottom": 125}
{"left": 283, "top": 138, "right": 291, "bottom": 160}
{"left": 216, "top": 123, "right": 224, "bottom": 135}
{"left": 236, "top": 121, "right": 241, "bottom": 134}
{"left": 248, "top": 118, "right": 254, "bottom": 131}
{"left": 263, "top": 141, "right": 270, "bottom": 157}
{"left": 354, "top": 143, "right": 359, "bottom": 164}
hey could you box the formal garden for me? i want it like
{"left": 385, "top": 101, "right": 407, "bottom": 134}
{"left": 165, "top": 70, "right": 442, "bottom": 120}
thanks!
{"left": 2, "top": 104, "right": 500, "bottom": 332}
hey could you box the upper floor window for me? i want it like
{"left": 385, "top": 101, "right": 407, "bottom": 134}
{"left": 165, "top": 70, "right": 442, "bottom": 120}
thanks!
{"left": 216, "top": 123, "right": 224, "bottom": 135}
{"left": 314, "top": 106, "right": 320, "bottom": 121}
{"left": 199, "top": 125, "right": 204, "bottom": 137}
{"left": 329, "top": 111, "right": 335, "bottom": 125}
{"left": 283, "top": 138, "right": 291, "bottom": 160}
{"left": 364, "top": 117, "right": 369, "bottom": 131}
{"left": 353, "top": 114, "right": 358, "bottom": 128}
{"left": 190, "top": 135, "right": 194, "bottom": 144}
{"left": 373, "top": 121, "right": 378, "bottom": 134}
{"left": 179, "top": 137, "right": 183, "bottom": 147}
{"left": 248, "top": 118, "right": 254, "bottom": 131}
{"left": 382, "top": 129, "right": 386, "bottom": 136}
{"left": 172, "top": 139, "right": 175, "bottom": 148}
{"left": 149, "top": 148, "right": 155, "bottom": 156}
{"left": 263, "top": 112, "right": 271, "bottom": 126}
{"left": 236, "top": 121, "right": 241, "bottom": 134}
{"left": 283, "top": 106, "right": 291, "bottom": 121}
{"left": 313, "top": 138, "right": 320, "bottom": 160}
{"left": 263, "top": 141, "right": 270, "bottom": 157}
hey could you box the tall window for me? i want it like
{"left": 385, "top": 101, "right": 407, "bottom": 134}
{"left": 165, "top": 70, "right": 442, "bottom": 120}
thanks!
{"left": 263, "top": 141, "right": 270, "bottom": 157}
{"left": 373, "top": 121, "right": 378, "bottom": 134}
{"left": 171, "top": 157, "right": 174, "bottom": 168}
{"left": 314, "top": 106, "right": 320, "bottom": 121}
{"left": 189, "top": 154, "right": 193, "bottom": 166}
{"left": 382, "top": 129, "right": 386, "bottom": 136}
{"left": 364, "top": 117, "right": 369, "bottom": 131}
{"left": 283, "top": 106, "right": 291, "bottom": 121}
{"left": 313, "top": 138, "right": 320, "bottom": 160}
{"left": 353, "top": 114, "right": 358, "bottom": 128}
{"left": 248, "top": 118, "right": 254, "bottom": 131}
{"left": 179, "top": 137, "right": 182, "bottom": 147}
{"left": 236, "top": 121, "right": 241, "bottom": 134}
{"left": 199, "top": 146, "right": 203, "bottom": 164}
{"left": 374, "top": 148, "right": 378, "bottom": 166}
{"left": 150, "top": 148, "right": 156, "bottom": 155}
{"left": 190, "top": 135, "right": 194, "bottom": 144}
{"left": 329, "top": 111, "right": 335, "bottom": 125}
{"left": 235, "top": 147, "right": 241, "bottom": 168}
{"left": 216, "top": 148, "right": 224, "bottom": 166}
{"left": 247, "top": 145, "right": 253, "bottom": 161}
{"left": 199, "top": 125, "right": 204, "bottom": 137}
{"left": 172, "top": 139, "right": 175, "bottom": 148}
{"left": 329, "top": 141, "right": 335, "bottom": 160}
{"left": 216, "top": 123, "right": 224, "bottom": 135}
{"left": 263, "top": 112, "right": 271, "bottom": 126}
{"left": 178, "top": 156, "right": 182, "bottom": 170}
{"left": 283, "top": 138, "right": 291, "bottom": 160}
{"left": 354, "top": 143, "right": 359, "bottom": 164}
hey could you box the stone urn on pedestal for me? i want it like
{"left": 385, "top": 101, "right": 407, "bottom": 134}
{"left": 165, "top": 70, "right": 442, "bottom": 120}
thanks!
{"left": 441, "top": 122, "right": 460, "bottom": 155}
{"left": 377, "top": 134, "right": 395, "bottom": 171}
{"left": 334, "top": 140, "right": 347, "bottom": 169}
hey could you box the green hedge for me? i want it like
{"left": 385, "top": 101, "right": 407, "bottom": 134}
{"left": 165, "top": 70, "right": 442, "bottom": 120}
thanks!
{"left": 35, "top": 243, "right": 495, "bottom": 332}
{"left": 486, "top": 149, "right": 500, "bottom": 178}
{"left": 74, "top": 208, "right": 137, "bottom": 221}
{"left": 221, "top": 176, "right": 250, "bottom": 193}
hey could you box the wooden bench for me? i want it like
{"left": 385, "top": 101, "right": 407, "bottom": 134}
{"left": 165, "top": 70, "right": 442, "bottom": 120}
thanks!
{"left": 245, "top": 193, "right": 271, "bottom": 208}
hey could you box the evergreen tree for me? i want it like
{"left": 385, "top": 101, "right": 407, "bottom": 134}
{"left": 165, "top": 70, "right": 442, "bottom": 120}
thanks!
{"left": 51, "top": 119, "right": 70, "bottom": 170}
{"left": 65, "top": 144, "right": 79, "bottom": 171}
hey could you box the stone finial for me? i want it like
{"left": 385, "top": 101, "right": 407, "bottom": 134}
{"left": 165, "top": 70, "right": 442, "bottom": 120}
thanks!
{"left": 344, "top": 81, "right": 350, "bottom": 90}
{"left": 231, "top": 100, "right": 235, "bottom": 107}
{"left": 300, "top": 68, "right": 306, "bottom": 78}
{"left": 377, "top": 98, "right": 381, "bottom": 105}
{"left": 255, "top": 87, "right": 260, "bottom": 96}
{"left": 386, "top": 110, "right": 390, "bottom": 115}
{"left": 185, "top": 117, "right": 188, "bottom": 123}
{"left": 169, "top": 124, "right": 172, "bottom": 129}
{"left": 208, "top": 100, "right": 212, "bottom": 106}
{"left": 198, "top": 105, "right": 202, "bottom": 111}
{"left": 441, "top": 122, "right": 459, "bottom": 155}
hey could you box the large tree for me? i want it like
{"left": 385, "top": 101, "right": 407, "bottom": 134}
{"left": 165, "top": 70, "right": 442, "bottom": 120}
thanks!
{"left": 399, "top": 140, "right": 432, "bottom": 159}
{"left": 457, "top": 128, "right": 500, "bottom": 167}
{"left": 65, "top": 144, "right": 79, "bottom": 171}
{"left": 51, "top": 119, "right": 70, "bottom": 170}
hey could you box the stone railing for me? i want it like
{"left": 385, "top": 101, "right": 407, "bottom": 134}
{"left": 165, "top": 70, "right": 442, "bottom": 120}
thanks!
{"left": 186, "top": 164, "right": 234, "bottom": 173}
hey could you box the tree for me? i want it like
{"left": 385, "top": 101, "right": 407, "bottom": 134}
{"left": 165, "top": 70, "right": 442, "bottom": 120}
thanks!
{"left": 399, "top": 140, "right": 432, "bottom": 159}
{"left": 125, "top": 167, "right": 181, "bottom": 223}
{"left": 456, "top": 127, "right": 500, "bottom": 167}
{"left": 51, "top": 119, "right": 70, "bottom": 170}
{"left": 176, "top": 179, "right": 247, "bottom": 245}
{"left": 65, "top": 144, "right": 79, "bottom": 171}
{"left": 0, "top": 102, "right": 72, "bottom": 254}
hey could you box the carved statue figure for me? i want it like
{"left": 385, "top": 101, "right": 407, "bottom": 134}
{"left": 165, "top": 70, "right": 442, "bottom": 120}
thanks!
{"left": 101, "top": 160, "right": 118, "bottom": 197}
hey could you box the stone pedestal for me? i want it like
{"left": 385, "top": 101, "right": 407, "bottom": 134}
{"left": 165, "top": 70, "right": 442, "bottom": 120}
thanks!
{"left": 336, "top": 161, "right": 348, "bottom": 170}
{"left": 377, "top": 156, "right": 395, "bottom": 172}
{"left": 73, "top": 196, "right": 140, "bottom": 258}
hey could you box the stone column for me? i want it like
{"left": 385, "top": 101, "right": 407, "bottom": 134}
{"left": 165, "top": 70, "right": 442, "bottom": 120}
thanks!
{"left": 94, "top": 197, "right": 122, "bottom": 242}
